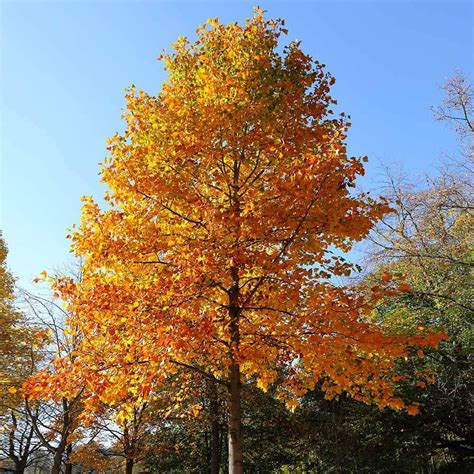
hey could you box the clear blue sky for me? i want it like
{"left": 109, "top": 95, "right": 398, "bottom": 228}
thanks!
{"left": 1, "top": 0, "right": 472, "bottom": 289}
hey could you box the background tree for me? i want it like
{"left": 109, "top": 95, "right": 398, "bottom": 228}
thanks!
{"left": 0, "top": 233, "right": 34, "bottom": 399}
{"left": 82, "top": 401, "right": 152, "bottom": 474}
{"left": 0, "top": 234, "right": 47, "bottom": 473}
{"left": 432, "top": 70, "right": 473, "bottom": 147}
{"left": 0, "top": 403, "right": 45, "bottom": 474}
{"left": 68, "top": 439, "right": 117, "bottom": 473}
{"left": 356, "top": 71, "right": 473, "bottom": 472}
{"left": 294, "top": 71, "right": 474, "bottom": 473}
{"left": 21, "top": 293, "right": 86, "bottom": 474}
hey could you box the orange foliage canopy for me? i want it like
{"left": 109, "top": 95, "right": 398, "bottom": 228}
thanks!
{"left": 26, "top": 11, "right": 445, "bottom": 420}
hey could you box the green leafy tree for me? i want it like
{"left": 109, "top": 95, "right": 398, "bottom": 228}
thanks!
{"left": 353, "top": 72, "right": 474, "bottom": 472}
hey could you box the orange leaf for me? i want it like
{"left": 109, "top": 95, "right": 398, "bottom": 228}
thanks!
{"left": 381, "top": 272, "right": 392, "bottom": 282}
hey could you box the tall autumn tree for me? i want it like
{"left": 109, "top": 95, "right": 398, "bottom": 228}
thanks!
{"left": 29, "top": 10, "right": 445, "bottom": 473}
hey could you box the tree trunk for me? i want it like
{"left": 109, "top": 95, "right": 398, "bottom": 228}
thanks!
{"left": 13, "top": 464, "right": 25, "bottom": 474}
{"left": 126, "top": 458, "right": 134, "bottom": 474}
{"left": 228, "top": 362, "right": 243, "bottom": 474}
{"left": 51, "top": 398, "right": 70, "bottom": 474}
{"left": 64, "top": 443, "right": 73, "bottom": 474}
{"left": 51, "top": 450, "right": 63, "bottom": 474}
{"left": 211, "top": 420, "right": 220, "bottom": 474}
{"left": 209, "top": 382, "right": 221, "bottom": 474}
{"left": 227, "top": 156, "right": 243, "bottom": 473}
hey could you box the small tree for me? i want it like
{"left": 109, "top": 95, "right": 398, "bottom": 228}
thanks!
{"left": 356, "top": 71, "right": 474, "bottom": 470}
{"left": 22, "top": 293, "right": 85, "bottom": 474}
{"left": 0, "top": 234, "right": 46, "bottom": 473}
{"left": 81, "top": 401, "right": 151, "bottom": 474}
{"left": 0, "top": 406, "right": 45, "bottom": 474}
{"left": 0, "top": 232, "right": 35, "bottom": 401}
{"left": 32, "top": 10, "right": 445, "bottom": 472}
